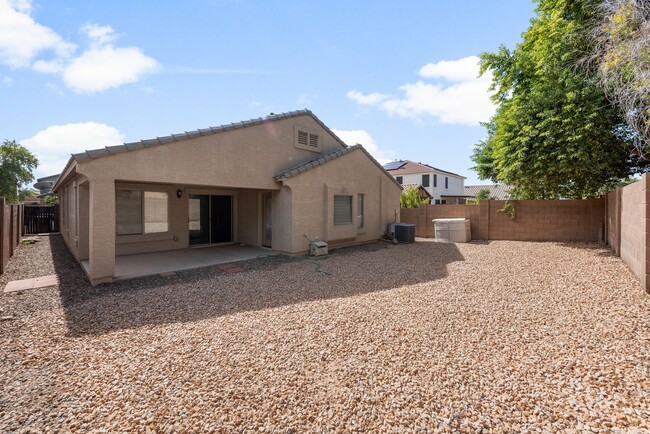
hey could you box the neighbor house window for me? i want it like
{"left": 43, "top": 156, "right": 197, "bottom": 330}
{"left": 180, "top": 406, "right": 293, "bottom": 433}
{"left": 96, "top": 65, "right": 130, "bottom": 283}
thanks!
{"left": 445, "top": 177, "right": 449, "bottom": 189}
{"left": 435, "top": 199, "right": 440, "bottom": 205}
{"left": 422, "top": 174, "right": 430, "bottom": 187}
{"left": 433, "top": 174, "right": 437, "bottom": 187}
{"left": 116, "top": 190, "right": 169, "bottom": 235}
{"left": 396, "top": 176, "right": 403, "bottom": 184}
{"left": 333, "top": 195, "right": 353, "bottom": 225}
{"left": 357, "top": 194, "right": 364, "bottom": 229}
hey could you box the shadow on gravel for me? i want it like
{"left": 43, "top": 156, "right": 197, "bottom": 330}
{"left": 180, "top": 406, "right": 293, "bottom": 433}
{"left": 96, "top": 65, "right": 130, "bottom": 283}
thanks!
{"left": 50, "top": 236, "right": 464, "bottom": 337}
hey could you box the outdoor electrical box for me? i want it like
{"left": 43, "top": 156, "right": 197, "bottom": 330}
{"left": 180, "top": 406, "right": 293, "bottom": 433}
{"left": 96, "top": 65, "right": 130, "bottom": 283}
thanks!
{"left": 310, "top": 241, "right": 328, "bottom": 256}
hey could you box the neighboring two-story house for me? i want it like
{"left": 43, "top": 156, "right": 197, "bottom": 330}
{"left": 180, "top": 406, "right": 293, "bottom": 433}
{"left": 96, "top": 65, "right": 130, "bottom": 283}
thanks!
{"left": 383, "top": 160, "right": 465, "bottom": 204}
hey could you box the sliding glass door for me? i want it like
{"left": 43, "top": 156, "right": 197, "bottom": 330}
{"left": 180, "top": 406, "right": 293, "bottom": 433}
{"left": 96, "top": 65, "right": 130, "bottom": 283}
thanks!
{"left": 189, "top": 194, "right": 232, "bottom": 246}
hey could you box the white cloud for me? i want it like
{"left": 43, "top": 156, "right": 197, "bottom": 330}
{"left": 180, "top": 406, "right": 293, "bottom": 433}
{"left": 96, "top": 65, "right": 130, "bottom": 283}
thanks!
{"left": 0, "top": 0, "right": 76, "bottom": 68}
{"left": 22, "top": 122, "right": 124, "bottom": 177}
{"left": 346, "top": 90, "right": 390, "bottom": 106}
{"left": 347, "top": 56, "right": 495, "bottom": 126}
{"left": 0, "top": 2, "right": 159, "bottom": 93}
{"left": 63, "top": 46, "right": 160, "bottom": 93}
{"left": 331, "top": 129, "right": 395, "bottom": 165}
{"left": 418, "top": 56, "right": 482, "bottom": 82}
{"left": 2, "top": 75, "right": 13, "bottom": 86}
{"left": 81, "top": 23, "right": 117, "bottom": 48}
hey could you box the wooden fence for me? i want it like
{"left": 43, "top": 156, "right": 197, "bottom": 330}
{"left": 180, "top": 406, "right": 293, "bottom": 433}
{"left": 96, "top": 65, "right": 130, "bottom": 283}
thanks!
{"left": 0, "top": 197, "right": 24, "bottom": 274}
{"left": 24, "top": 205, "right": 59, "bottom": 234}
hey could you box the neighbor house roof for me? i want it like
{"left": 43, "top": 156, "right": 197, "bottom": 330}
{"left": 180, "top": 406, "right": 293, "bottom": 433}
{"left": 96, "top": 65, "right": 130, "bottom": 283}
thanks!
{"left": 54, "top": 109, "right": 348, "bottom": 192}
{"left": 383, "top": 160, "right": 465, "bottom": 178}
{"left": 464, "top": 184, "right": 511, "bottom": 200}
{"left": 274, "top": 144, "right": 403, "bottom": 190}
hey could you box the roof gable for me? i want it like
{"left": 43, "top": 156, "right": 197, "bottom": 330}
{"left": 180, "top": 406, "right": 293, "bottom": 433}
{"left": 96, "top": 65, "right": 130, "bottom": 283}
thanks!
{"left": 383, "top": 160, "right": 465, "bottom": 178}
{"left": 275, "top": 145, "right": 403, "bottom": 190}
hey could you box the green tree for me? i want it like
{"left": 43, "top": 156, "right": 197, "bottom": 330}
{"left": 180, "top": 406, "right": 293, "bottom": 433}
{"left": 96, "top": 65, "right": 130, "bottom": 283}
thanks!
{"left": 400, "top": 185, "right": 428, "bottom": 208}
{"left": 472, "top": 0, "right": 638, "bottom": 199}
{"left": 0, "top": 140, "right": 38, "bottom": 203}
{"left": 589, "top": 0, "right": 650, "bottom": 159}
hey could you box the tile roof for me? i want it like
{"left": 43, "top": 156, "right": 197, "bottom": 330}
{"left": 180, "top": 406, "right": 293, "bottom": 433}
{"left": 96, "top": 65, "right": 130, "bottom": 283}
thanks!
{"left": 274, "top": 145, "right": 403, "bottom": 189}
{"left": 383, "top": 160, "right": 465, "bottom": 178}
{"left": 70, "top": 109, "right": 347, "bottom": 163}
{"left": 464, "top": 184, "right": 512, "bottom": 200}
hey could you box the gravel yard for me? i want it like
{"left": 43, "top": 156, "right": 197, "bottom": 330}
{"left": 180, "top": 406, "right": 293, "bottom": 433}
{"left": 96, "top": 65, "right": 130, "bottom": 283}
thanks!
{"left": 1, "top": 235, "right": 649, "bottom": 433}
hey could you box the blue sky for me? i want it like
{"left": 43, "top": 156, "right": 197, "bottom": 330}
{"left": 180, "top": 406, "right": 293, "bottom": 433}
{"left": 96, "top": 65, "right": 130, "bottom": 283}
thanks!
{"left": 1, "top": 0, "right": 535, "bottom": 184}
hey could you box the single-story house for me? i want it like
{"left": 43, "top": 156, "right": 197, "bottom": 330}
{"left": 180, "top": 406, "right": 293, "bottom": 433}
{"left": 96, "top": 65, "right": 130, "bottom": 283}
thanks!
{"left": 53, "top": 110, "right": 402, "bottom": 285}
{"left": 463, "top": 184, "right": 511, "bottom": 201}
{"left": 384, "top": 160, "right": 466, "bottom": 204}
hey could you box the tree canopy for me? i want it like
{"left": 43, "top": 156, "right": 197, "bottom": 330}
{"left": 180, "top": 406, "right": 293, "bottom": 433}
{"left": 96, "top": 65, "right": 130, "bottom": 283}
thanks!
{"left": 472, "top": 0, "right": 641, "bottom": 199}
{"left": 0, "top": 140, "right": 38, "bottom": 203}
{"left": 589, "top": 0, "right": 650, "bottom": 159}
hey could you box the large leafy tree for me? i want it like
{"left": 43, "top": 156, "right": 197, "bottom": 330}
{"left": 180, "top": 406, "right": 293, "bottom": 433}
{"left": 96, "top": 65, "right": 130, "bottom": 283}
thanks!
{"left": 472, "top": 0, "right": 638, "bottom": 199}
{"left": 589, "top": 0, "right": 650, "bottom": 159}
{"left": 0, "top": 140, "right": 38, "bottom": 203}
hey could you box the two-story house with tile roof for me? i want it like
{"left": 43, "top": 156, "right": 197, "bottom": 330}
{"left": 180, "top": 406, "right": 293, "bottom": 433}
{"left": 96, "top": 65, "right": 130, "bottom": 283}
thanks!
{"left": 383, "top": 160, "right": 466, "bottom": 204}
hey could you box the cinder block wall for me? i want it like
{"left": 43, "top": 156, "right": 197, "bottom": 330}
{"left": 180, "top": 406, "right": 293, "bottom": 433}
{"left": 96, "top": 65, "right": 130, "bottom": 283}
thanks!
{"left": 401, "top": 199, "right": 605, "bottom": 242}
{"left": 617, "top": 175, "right": 649, "bottom": 289}
{"left": 488, "top": 199, "right": 605, "bottom": 242}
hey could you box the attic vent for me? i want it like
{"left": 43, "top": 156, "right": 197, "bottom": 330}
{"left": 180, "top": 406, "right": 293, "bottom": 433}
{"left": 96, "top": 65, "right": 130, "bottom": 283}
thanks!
{"left": 295, "top": 128, "right": 321, "bottom": 152}
{"left": 298, "top": 130, "right": 309, "bottom": 146}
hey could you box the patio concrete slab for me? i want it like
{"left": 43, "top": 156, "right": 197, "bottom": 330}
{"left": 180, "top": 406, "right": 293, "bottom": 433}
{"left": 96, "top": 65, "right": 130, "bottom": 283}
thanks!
{"left": 94, "top": 245, "right": 277, "bottom": 281}
{"left": 4, "top": 274, "right": 59, "bottom": 293}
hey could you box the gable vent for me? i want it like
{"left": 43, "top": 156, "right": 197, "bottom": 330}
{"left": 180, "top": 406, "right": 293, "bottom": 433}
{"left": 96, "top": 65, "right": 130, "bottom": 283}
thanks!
{"left": 298, "top": 130, "right": 309, "bottom": 146}
{"left": 309, "top": 133, "right": 319, "bottom": 147}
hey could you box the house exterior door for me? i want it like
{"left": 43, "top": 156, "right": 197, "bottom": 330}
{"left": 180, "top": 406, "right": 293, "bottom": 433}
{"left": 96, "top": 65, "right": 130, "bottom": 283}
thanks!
{"left": 189, "top": 194, "right": 232, "bottom": 246}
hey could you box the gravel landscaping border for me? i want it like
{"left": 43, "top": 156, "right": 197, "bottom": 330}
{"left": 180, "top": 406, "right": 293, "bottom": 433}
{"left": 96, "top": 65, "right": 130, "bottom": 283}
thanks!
{"left": 1, "top": 235, "right": 649, "bottom": 432}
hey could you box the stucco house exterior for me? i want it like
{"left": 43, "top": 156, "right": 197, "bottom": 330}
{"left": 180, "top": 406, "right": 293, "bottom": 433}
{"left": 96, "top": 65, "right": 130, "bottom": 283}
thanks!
{"left": 53, "top": 110, "right": 402, "bottom": 285}
{"left": 383, "top": 160, "right": 465, "bottom": 204}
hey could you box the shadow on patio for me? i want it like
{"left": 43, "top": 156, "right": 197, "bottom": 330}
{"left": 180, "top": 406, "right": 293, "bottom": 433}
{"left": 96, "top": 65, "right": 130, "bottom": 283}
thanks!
{"left": 50, "top": 236, "right": 465, "bottom": 337}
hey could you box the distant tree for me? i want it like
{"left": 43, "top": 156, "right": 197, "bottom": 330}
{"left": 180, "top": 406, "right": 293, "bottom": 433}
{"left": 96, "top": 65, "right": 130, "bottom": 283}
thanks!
{"left": 475, "top": 188, "right": 493, "bottom": 201}
{"left": 400, "top": 185, "right": 428, "bottom": 208}
{"left": 0, "top": 140, "right": 38, "bottom": 203}
{"left": 45, "top": 194, "right": 58, "bottom": 205}
{"left": 472, "top": 0, "right": 640, "bottom": 199}
{"left": 588, "top": 0, "right": 650, "bottom": 159}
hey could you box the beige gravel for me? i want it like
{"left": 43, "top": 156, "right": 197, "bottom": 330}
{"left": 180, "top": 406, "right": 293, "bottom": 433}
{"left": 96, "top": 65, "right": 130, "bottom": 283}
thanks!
{"left": 1, "top": 235, "right": 649, "bottom": 433}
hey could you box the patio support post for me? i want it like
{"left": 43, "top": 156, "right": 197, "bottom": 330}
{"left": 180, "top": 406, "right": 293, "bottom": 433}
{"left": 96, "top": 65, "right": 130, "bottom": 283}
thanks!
{"left": 88, "top": 178, "right": 115, "bottom": 285}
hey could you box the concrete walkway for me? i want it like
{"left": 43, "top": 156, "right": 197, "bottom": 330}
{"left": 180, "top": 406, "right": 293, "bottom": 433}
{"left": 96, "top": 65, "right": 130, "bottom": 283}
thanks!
{"left": 83, "top": 245, "right": 277, "bottom": 281}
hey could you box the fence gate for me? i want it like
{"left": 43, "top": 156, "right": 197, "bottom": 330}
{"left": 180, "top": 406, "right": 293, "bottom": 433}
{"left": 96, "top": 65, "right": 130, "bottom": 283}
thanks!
{"left": 24, "top": 205, "right": 59, "bottom": 234}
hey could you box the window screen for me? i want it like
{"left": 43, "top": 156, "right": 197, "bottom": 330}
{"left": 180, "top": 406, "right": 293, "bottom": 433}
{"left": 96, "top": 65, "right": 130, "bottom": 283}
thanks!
{"left": 144, "top": 191, "right": 169, "bottom": 233}
{"left": 116, "top": 190, "right": 142, "bottom": 235}
{"left": 433, "top": 174, "right": 437, "bottom": 187}
{"left": 396, "top": 176, "right": 403, "bottom": 184}
{"left": 334, "top": 195, "right": 353, "bottom": 225}
{"left": 445, "top": 177, "right": 449, "bottom": 189}
{"left": 422, "top": 174, "right": 430, "bottom": 187}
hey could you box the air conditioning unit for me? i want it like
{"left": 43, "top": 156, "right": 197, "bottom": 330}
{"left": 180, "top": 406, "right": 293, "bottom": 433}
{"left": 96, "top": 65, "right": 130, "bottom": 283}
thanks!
{"left": 310, "top": 240, "right": 328, "bottom": 256}
{"left": 394, "top": 223, "right": 415, "bottom": 243}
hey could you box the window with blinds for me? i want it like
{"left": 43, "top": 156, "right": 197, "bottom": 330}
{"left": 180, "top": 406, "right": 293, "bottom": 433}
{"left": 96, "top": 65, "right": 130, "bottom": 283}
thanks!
{"left": 116, "top": 189, "right": 169, "bottom": 235}
{"left": 333, "top": 195, "right": 353, "bottom": 225}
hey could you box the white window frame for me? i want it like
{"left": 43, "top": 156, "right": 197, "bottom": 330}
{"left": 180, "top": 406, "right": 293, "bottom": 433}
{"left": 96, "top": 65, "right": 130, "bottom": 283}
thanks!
{"left": 357, "top": 194, "right": 364, "bottom": 229}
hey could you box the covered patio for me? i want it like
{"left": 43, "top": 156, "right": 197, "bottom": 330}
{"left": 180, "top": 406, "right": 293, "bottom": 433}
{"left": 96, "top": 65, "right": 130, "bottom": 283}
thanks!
{"left": 82, "top": 245, "right": 277, "bottom": 281}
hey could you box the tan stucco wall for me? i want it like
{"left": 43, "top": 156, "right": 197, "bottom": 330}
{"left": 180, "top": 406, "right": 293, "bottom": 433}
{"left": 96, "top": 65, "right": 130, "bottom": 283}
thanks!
{"left": 283, "top": 149, "right": 401, "bottom": 253}
{"left": 56, "top": 114, "right": 400, "bottom": 284}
